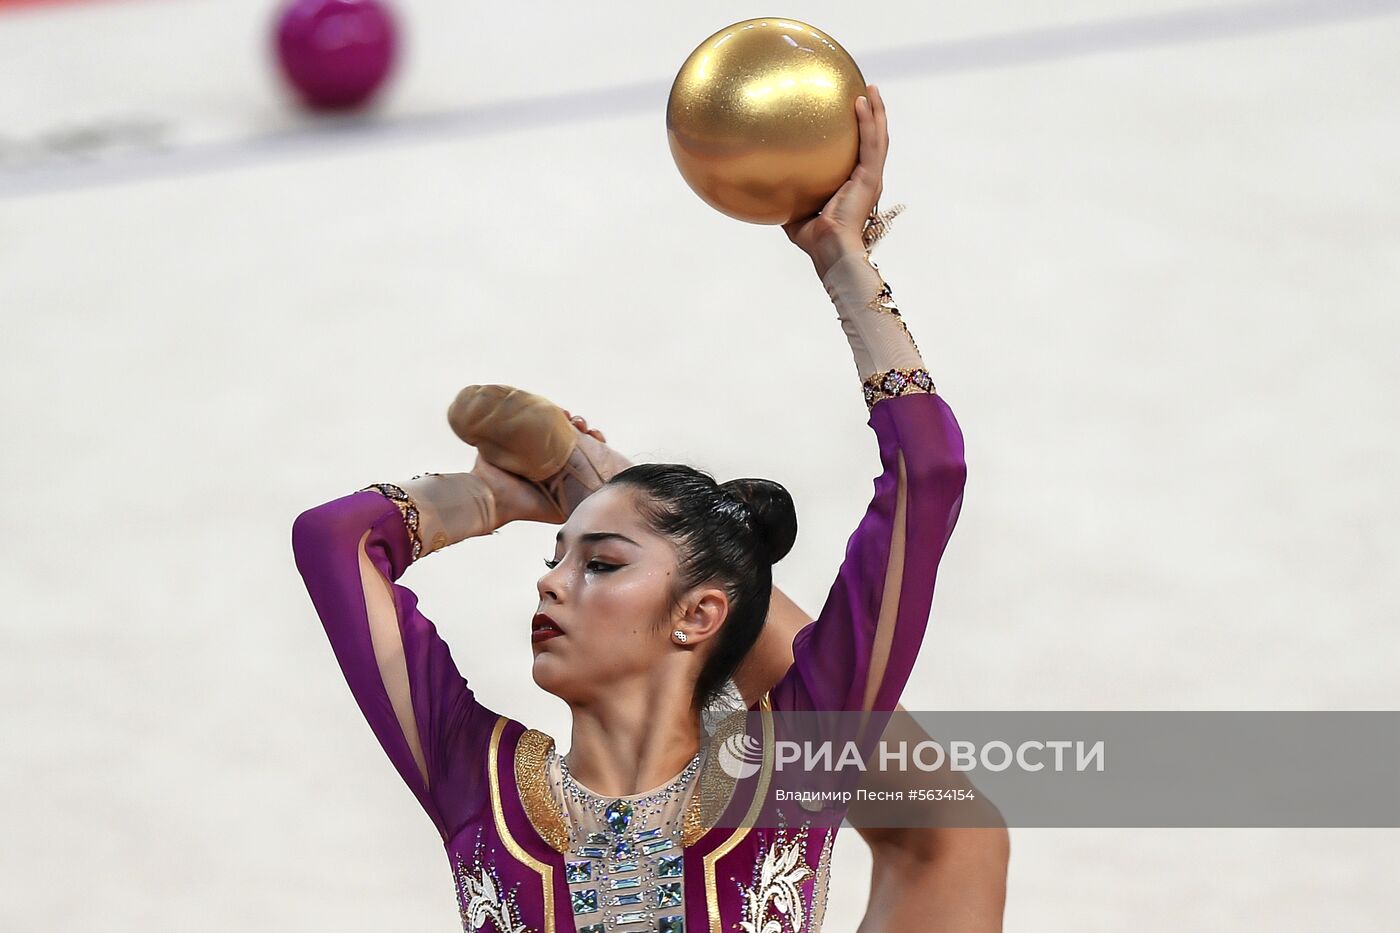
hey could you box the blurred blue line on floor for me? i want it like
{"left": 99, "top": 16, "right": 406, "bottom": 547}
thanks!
{"left": 3, "top": 0, "right": 1398, "bottom": 200}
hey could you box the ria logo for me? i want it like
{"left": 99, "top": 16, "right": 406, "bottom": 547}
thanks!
{"left": 717, "top": 732, "right": 763, "bottom": 779}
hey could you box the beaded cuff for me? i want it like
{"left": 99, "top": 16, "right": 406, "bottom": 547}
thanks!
{"left": 854, "top": 257, "right": 934, "bottom": 410}
{"left": 358, "top": 480, "right": 426, "bottom": 562}
{"left": 863, "top": 367, "right": 936, "bottom": 411}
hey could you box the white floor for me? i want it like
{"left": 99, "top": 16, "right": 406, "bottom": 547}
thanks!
{"left": 3, "top": 0, "right": 1398, "bottom": 929}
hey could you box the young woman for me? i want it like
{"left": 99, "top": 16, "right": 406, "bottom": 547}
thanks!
{"left": 452, "top": 403, "right": 1007, "bottom": 933}
{"left": 291, "top": 84, "right": 973, "bottom": 932}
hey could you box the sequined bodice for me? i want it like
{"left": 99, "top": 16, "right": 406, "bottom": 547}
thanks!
{"left": 547, "top": 745, "right": 702, "bottom": 931}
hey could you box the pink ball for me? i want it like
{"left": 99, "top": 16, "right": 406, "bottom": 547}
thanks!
{"left": 274, "top": 0, "right": 398, "bottom": 110}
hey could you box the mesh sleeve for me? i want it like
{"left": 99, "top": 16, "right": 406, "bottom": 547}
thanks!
{"left": 290, "top": 486, "right": 496, "bottom": 841}
{"left": 822, "top": 250, "right": 937, "bottom": 412}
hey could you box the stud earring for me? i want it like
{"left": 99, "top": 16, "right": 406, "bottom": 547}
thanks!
{"left": 673, "top": 630, "right": 688, "bottom": 644}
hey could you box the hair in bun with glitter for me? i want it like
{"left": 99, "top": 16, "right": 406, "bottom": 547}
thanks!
{"left": 603, "top": 463, "right": 799, "bottom": 712}
{"left": 719, "top": 477, "right": 797, "bottom": 566}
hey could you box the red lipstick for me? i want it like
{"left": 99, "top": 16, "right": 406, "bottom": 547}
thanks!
{"left": 532, "top": 612, "right": 563, "bottom": 644}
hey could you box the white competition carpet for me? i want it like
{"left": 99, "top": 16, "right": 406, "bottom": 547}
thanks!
{"left": 2, "top": 0, "right": 1397, "bottom": 928}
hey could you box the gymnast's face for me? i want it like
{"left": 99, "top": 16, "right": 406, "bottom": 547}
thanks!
{"left": 532, "top": 484, "right": 707, "bottom": 704}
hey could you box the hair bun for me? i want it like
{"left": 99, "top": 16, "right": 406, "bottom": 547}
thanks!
{"left": 721, "top": 477, "right": 797, "bottom": 565}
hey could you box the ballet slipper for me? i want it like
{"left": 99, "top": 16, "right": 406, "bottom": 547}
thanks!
{"left": 447, "top": 384, "right": 634, "bottom": 522}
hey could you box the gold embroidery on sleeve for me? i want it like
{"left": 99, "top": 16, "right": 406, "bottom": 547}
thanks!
{"left": 865, "top": 277, "right": 922, "bottom": 357}
{"left": 684, "top": 694, "right": 750, "bottom": 846}
{"left": 515, "top": 729, "right": 572, "bottom": 854}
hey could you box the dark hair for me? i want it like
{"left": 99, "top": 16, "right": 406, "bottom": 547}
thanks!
{"left": 604, "top": 463, "right": 798, "bottom": 711}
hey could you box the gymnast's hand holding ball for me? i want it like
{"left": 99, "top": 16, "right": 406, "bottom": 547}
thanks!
{"left": 783, "top": 83, "right": 891, "bottom": 280}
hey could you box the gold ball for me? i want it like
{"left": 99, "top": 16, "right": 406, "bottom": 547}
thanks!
{"left": 666, "top": 18, "right": 866, "bottom": 225}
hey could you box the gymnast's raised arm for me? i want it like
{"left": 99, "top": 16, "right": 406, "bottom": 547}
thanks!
{"left": 769, "top": 83, "right": 967, "bottom": 716}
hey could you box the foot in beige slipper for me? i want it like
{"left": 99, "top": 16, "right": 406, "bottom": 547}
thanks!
{"left": 447, "top": 384, "right": 634, "bottom": 523}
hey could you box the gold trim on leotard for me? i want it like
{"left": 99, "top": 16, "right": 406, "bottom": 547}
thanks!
{"left": 704, "top": 690, "right": 776, "bottom": 933}
{"left": 488, "top": 716, "right": 555, "bottom": 931}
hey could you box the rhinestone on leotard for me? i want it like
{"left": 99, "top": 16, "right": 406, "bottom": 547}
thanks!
{"left": 604, "top": 799, "right": 633, "bottom": 834}
{"left": 555, "top": 745, "right": 703, "bottom": 929}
